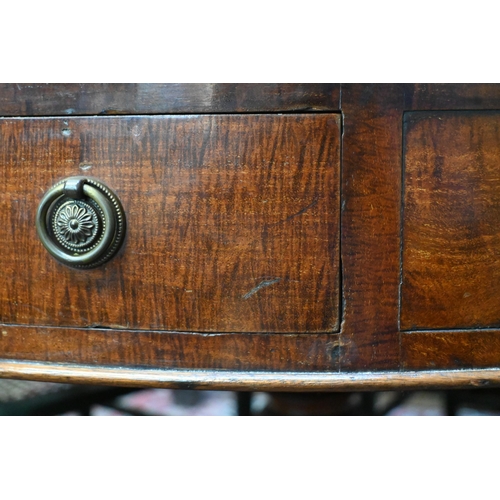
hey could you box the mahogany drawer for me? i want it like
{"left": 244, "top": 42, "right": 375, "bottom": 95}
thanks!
{"left": 3, "top": 84, "right": 500, "bottom": 391}
{"left": 0, "top": 113, "right": 341, "bottom": 334}
{"left": 401, "top": 111, "right": 500, "bottom": 331}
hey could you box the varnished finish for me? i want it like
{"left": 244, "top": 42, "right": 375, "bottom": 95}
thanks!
{"left": 2, "top": 84, "right": 500, "bottom": 390}
{"left": 0, "top": 84, "right": 340, "bottom": 116}
{"left": 0, "top": 114, "right": 340, "bottom": 333}
{"left": 402, "top": 111, "right": 500, "bottom": 330}
{"left": 404, "top": 84, "right": 500, "bottom": 111}
{"left": 1, "top": 359, "right": 499, "bottom": 391}
{"left": 0, "top": 325, "right": 340, "bottom": 371}
{"left": 402, "top": 330, "right": 500, "bottom": 370}
{"left": 339, "top": 84, "right": 404, "bottom": 370}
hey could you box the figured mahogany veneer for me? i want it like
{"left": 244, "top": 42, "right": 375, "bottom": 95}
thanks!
{"left": 2, "top": 84, "right": 500, "bottom": 390}
{"left": 0, "top": 114, "right": 340, "bottom": 333}
{"left": 402, "top": 111, "right": 500, "bottom": 330}
{"left": 0, "top": 83, "right": 340, "bottom": 116}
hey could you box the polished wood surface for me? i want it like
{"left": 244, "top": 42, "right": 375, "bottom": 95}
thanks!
{"left": 7, "top": 84, "right": 500, "bottom": 117}
{"left": 1, "top": 359, "right": 499, "bottom": 391}
{"left": 339, "top": 84, "right": 404, "bottom": 370}
{"left": 0, "top": 325, "right": 340, "bottom": 371}
{"left": 402, "top": 111, "right": 500, "bottom": 330}
{"left": 402, "top": 330, "right": 500, "bottom": 370}
{"left": 1, "top": 84, "right": 500, "bottom": 390}
{"left": 0, "top": 114, "right": 340, "bottom": 333}
{"left": 0, "top": 84, "right": 340, "bottom": 116}
{"left": 404, "top": 84, "right": 500, "bottom": 110}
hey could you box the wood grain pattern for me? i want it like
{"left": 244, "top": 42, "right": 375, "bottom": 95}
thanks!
{"left": 402, "top": 111, "right": 500, "bottom": 330}
{"left": 339, "top": 84, "right": 405, "bottom": 370}
{"left": 6, "top": 83, "right": 500, "bottom": 116}
{"left": 1, "top": 359, "right": 499, "bottom": 391}
{"left": 405, "top": 84, "right": 500, "bottom": 111}
{"left": 0, "top": 84, "right": 340, "bottom": 116}
{"left": 0, "top": 114, "right": 340, "bottom": 333}
{"left": 402, "top": 330, "right": 500, "bottom": 370}
{"left": 0, "top": 325, "right": 340, "bottom": 371}
{"left": 2, "top": 84, "right": 500, "bottom": 389}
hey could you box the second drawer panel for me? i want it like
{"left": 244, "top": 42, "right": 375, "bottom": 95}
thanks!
{"left": 402, "top": 111, "right": 500, "bottom": 330}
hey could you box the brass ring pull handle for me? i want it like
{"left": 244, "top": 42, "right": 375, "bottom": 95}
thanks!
{"left": 36, "top": 177, "right": 126, "bottom": 269}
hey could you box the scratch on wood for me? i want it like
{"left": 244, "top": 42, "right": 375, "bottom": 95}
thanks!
{"left": 268, "top": 196, "right": 319, "bottom": 228}
{"left": 242, "top": 278, "right": 282, "bottom": 300}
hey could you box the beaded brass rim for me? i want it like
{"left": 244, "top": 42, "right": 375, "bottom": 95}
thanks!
{"left": 36, "top": 177, "right": 126, "bottom": 269}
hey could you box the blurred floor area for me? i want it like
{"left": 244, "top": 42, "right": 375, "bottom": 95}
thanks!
{"left": 89, "top": 389, "right": 239, "bottom": 416}
{"left": 2, "top": 379, "right": 500, "bottom": 415}
{"left": 97, "top": 390, "right": 500, "bottom": 416}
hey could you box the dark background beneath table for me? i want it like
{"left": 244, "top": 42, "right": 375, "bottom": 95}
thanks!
{"left": 0, "top": 380, "right": 499, "bottom": 416}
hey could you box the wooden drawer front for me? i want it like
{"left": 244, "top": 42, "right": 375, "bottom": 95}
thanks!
{"left": 0, "top": 114, "right": 340, "bottom": 333}
{"left": 401, "top": 111, "right": 500, "bottom": 330}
